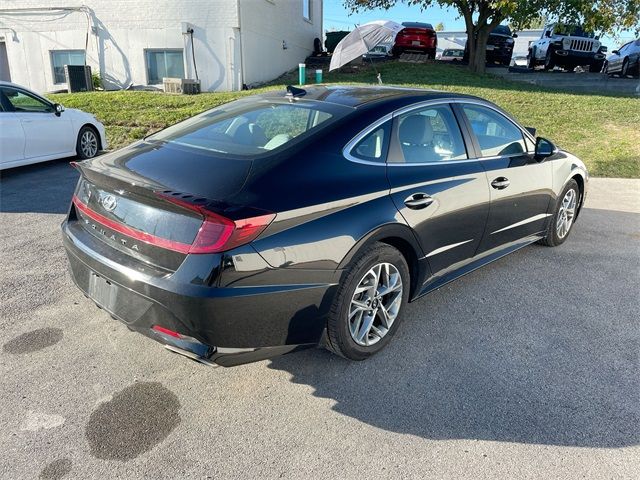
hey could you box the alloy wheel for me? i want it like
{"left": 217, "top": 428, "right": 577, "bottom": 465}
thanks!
{"left": 556, "top": 189, "right": 577, "bottom": 239}
{"left": 81, "top": 130, "right": 98, "bottom": 158}
{"left": 348, "top": 262, "right": 403, "bottom": 347}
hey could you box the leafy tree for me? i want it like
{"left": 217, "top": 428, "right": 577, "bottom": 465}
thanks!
{"left": 344, "top": 0, "right": 640, "bottom": 73}
{"left": 435, "top": 21, "right": 445, "bottom": 31}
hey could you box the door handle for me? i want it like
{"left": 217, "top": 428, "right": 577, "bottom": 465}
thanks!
{"left": 491, "top": 177, "right": 510, "bottom": 190}
{"left": 404, "top": 192, "right": 434, "bottom": 209}
{"left": 21, "top": 120, "right": 33, "bottom": 123}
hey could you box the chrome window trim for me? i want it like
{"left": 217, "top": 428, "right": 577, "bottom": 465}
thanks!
{"left": 342, "top": 113, "right": 393, "bottom": 166}
{"left": 342, "top": 97, "right": 537, "bottom": 167}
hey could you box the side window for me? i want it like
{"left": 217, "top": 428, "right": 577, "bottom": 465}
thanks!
{"left": 395, "top": 104, "right": 467, "bottom": 163}
{"left": 50, "top": 50, "right": 86, "bottom": 84}
{"left": 462, "top": 104, "right": 526, "bottom": 157}
{"left": 1, "top": 88, "right": 52, "bottom": 113}
{"left": 349, "top": 121, "right": 391, "bottom": 162}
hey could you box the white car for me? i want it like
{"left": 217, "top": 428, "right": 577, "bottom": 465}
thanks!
{"left": 0, "top": 81, "right": 107, "bottom": 170}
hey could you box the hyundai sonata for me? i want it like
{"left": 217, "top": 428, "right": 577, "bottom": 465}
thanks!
{"left": 62, "top": 85, "right": 588, "bottom": 366}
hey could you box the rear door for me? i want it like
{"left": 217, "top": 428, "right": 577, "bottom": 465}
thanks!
{"left": 1, "top": 86, "right": 73, "bottom": 160}
{"left": 386, "top": 102, "right": 490, "bottom": 275}
{"left": 457, "top": 103, "right": 553, "bottom": 253}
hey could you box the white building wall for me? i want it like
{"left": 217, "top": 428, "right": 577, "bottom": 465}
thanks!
{"left": 239, "top": 0, "right": 322, "bottom": 86}
{"left": 0, "top": 0, "right": 321, "bottom": 93}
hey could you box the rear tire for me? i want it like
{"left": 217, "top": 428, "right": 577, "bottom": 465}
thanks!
{"left": 539, "top": 179, "right": 580, "bottom": 247}
{"left": 76, "top": 126, "right": 100, "bottom": 159}
{"left": 326, "top": 242, "right": 410, "bottom": 361}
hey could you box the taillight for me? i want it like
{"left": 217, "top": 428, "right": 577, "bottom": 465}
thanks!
{"left": 71, "top": 194, "right": 275, "bottom": 255}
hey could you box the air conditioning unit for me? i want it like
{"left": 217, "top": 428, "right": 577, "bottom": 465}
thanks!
{"left": 163, "top": 77, "right": 201, "bottom": 95}
{"left": 65, "top": 65, "right": 93, "bottom": 93}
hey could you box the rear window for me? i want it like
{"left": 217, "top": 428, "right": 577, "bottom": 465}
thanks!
{"left": 402, "top": 22, "right": 433, "bottom": 30}
{"left": 147, "top": 99, "right": 341, "bottom": 157}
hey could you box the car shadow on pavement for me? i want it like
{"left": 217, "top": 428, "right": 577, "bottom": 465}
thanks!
{"left": 0, "top": 159, "right": 79, "bottom": 214}
{"left": 268, "top": 208, "right": 640, "bottom": 448}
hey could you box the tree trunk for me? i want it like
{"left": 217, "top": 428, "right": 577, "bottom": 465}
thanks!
{"left": 469, "top": 30, "right": 490, "bottom": 73}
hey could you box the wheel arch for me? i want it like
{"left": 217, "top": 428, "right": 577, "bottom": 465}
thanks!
{"left": 338, "top": 223, "right": 427, "bottom": 299}
{"left": 79, "top": 123, "right": 103, "bottom": 150}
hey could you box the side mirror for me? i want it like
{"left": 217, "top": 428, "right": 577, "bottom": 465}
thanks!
{"left": 512, "top": 33, "right": 518, "bottom": 38}
{"left": 612, "top": 49, "right": 619, "bottom": 55}
{"left": 544, "top": 31, "right": 551, "bottom": 38}
{"left": 535, "top": 137, "right": 556, "bottom": 160}
{"left": 54, "top": 103, "right": 64, "bottom": 116}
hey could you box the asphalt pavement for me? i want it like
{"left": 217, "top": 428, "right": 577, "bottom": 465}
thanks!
{"left": 1, "top": 160, "right": 638, "bottom": 479}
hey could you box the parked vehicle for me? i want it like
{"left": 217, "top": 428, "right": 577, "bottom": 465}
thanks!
{"left": 393, "top": 22, "right": 438, "bottom": 59}
{"left": 510, "top": 55, "right": 529, "bottom": 67}
{"left": 486, "top": 25, "right": 517, "bottom": 65}
{"left": 62, "top": 85, "right": 588, "bottom": 367}
{"left": 0, "top": 81, "right": 106, "bottom": 170}
{"left": 363, "top": 43, "right": 393, "bottom": 59}
{"left": 528, "top": 23, "right": 606, "bottom": 72}
{"left": 605, "top": 39, "right": 640, "bottom": 77}
{"left": 463, "top": 25, "right": 516, "bottom": 66}
{"left": 439, "top": 48, "right": 465, "bottom": 62}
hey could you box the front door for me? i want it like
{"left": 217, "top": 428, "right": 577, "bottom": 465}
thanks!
{"left": 1, "top": 86, "right": 73, "bottom": 160}
{"left": 386, "top": 103, "right": 490, "bottom": 275}
{"left": 457, "top": 103, "right": 554, "bottom": 253}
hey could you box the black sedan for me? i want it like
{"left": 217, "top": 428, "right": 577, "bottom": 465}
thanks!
{"left": 605, "top": 39, "right": 640, "bottom": 77}
{"left": 62, "top": 86, "right": 588, "bottom": 366}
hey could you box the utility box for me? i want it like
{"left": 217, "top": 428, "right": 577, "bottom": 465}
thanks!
{"left": 65, "top": 65, "right": 93, "bottom": 93}
{"left": 163, "top": 77, "right": 201, "bottom": 95}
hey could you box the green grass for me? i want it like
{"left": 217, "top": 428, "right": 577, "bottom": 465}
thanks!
{"left": 49, "top": 62, "right": 639, "bottom": 178}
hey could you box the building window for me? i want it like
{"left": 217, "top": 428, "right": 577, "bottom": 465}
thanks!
{"left": 302, "top": 0, "right": 311, "bottom": 21}
{"left": 145, "top": 49, "right": 185, "bottom": 84}
{"left": 50, "top": 50, "right": 86, "bottom": 84}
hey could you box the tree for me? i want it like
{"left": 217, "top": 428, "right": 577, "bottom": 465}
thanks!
{"left": 344, "top": 1, "right": 640, "bottom": 73}
{"left": 435, "top": 21, "right": 445, "bottom": 31}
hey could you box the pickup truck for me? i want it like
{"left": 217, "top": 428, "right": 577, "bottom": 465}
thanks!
{"left": 528, "top": 23, "right": 606, "bottom": 72}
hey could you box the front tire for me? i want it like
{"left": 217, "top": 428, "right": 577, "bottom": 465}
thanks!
{"left": 539, "top": 179, "right": 580, "bottom": 247}
{"left": 76, "top": 126, "right": 100, "bottom": 159}
{"left": 326, "top": 242, "right": 410, "bottom": 361}
{"left": 621, "top": 58, "right": 629, "bottom": 77}
{"left": 544, "top": 49, "right": 555, "bottom": 70}
{"left": 527, "top": 48, "right": 537, "bottom": 69}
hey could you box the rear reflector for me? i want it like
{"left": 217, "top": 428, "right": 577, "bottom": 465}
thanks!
{"left": 72, "top": 194, "right": 275, "bottom": 255}
{"left": 152, "top": 325, "right": 182, "bottom": 338}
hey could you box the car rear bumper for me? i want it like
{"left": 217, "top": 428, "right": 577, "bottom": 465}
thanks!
{"left": 62, "top": 220, "right": 338, "bottom": 366}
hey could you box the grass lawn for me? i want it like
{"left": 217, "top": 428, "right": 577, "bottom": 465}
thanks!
{"left": 49, "top": 61, "right": 639, "bottom": 178}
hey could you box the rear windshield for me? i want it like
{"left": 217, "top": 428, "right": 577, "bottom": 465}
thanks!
{"left": 147, "top": 99, "right": 343, "bottom": 157}
{"left": 402, "top": 22, "right": 433, "bottom": 30}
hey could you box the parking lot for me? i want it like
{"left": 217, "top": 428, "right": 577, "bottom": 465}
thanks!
{"left": 0, "top": 161, "right": 638, "bottom": 479}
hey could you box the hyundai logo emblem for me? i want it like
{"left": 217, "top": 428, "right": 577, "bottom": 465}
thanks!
{"left": 101, "top": 194, "right": 118, "bottom": 212}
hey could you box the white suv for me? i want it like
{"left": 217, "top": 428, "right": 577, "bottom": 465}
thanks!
{"left": 528, "top": 23, "right": 606, "bottom": 72}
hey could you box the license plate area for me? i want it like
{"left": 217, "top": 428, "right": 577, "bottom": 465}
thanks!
{"left": 412, "top": 40, "right": 421, "bottom": 46}
{"left": 88, "top": 273, "right": 118, "bottom": 311}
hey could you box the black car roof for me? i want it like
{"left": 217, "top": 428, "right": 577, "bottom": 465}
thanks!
{"left": 259, "top": 85, "right": 479, "bottom": 109}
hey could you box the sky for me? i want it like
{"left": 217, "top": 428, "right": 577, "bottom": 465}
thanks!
{"left": 322, "top": 0, "right": 637, "bottom": 48}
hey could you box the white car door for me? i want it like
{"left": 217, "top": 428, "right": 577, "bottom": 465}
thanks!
{"left": 1, "top": 86, "right": 74, "bottom": 160}
{"left": 0, "top": 108, "right": 26, "bottom": 166}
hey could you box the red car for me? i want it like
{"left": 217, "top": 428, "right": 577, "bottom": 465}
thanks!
{"left": 393, "top": 22, "right": 438, "bottom": 59}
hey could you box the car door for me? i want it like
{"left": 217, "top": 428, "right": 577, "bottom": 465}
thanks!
{"left": 1, "top": 86, "right": 73, "bottom": 160}
{"left": 0, "top": 91, "right": 26, "bottom": 166}
{"left": 456, "top": 102, "right": 553, "bottom": 253}
{"left": 386, "top": 102, "right": 490, "bottom": 275}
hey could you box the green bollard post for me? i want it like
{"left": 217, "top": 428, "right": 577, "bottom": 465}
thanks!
{"left": 298, "top": 63, "right": 306, "bottom": 85}
{"left": 315, "top": 69, "right": 323, "bottom": 83}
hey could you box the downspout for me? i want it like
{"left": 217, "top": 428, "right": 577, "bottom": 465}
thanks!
{"left": 236, "top": 0, "right": 245, "bottom": 90}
